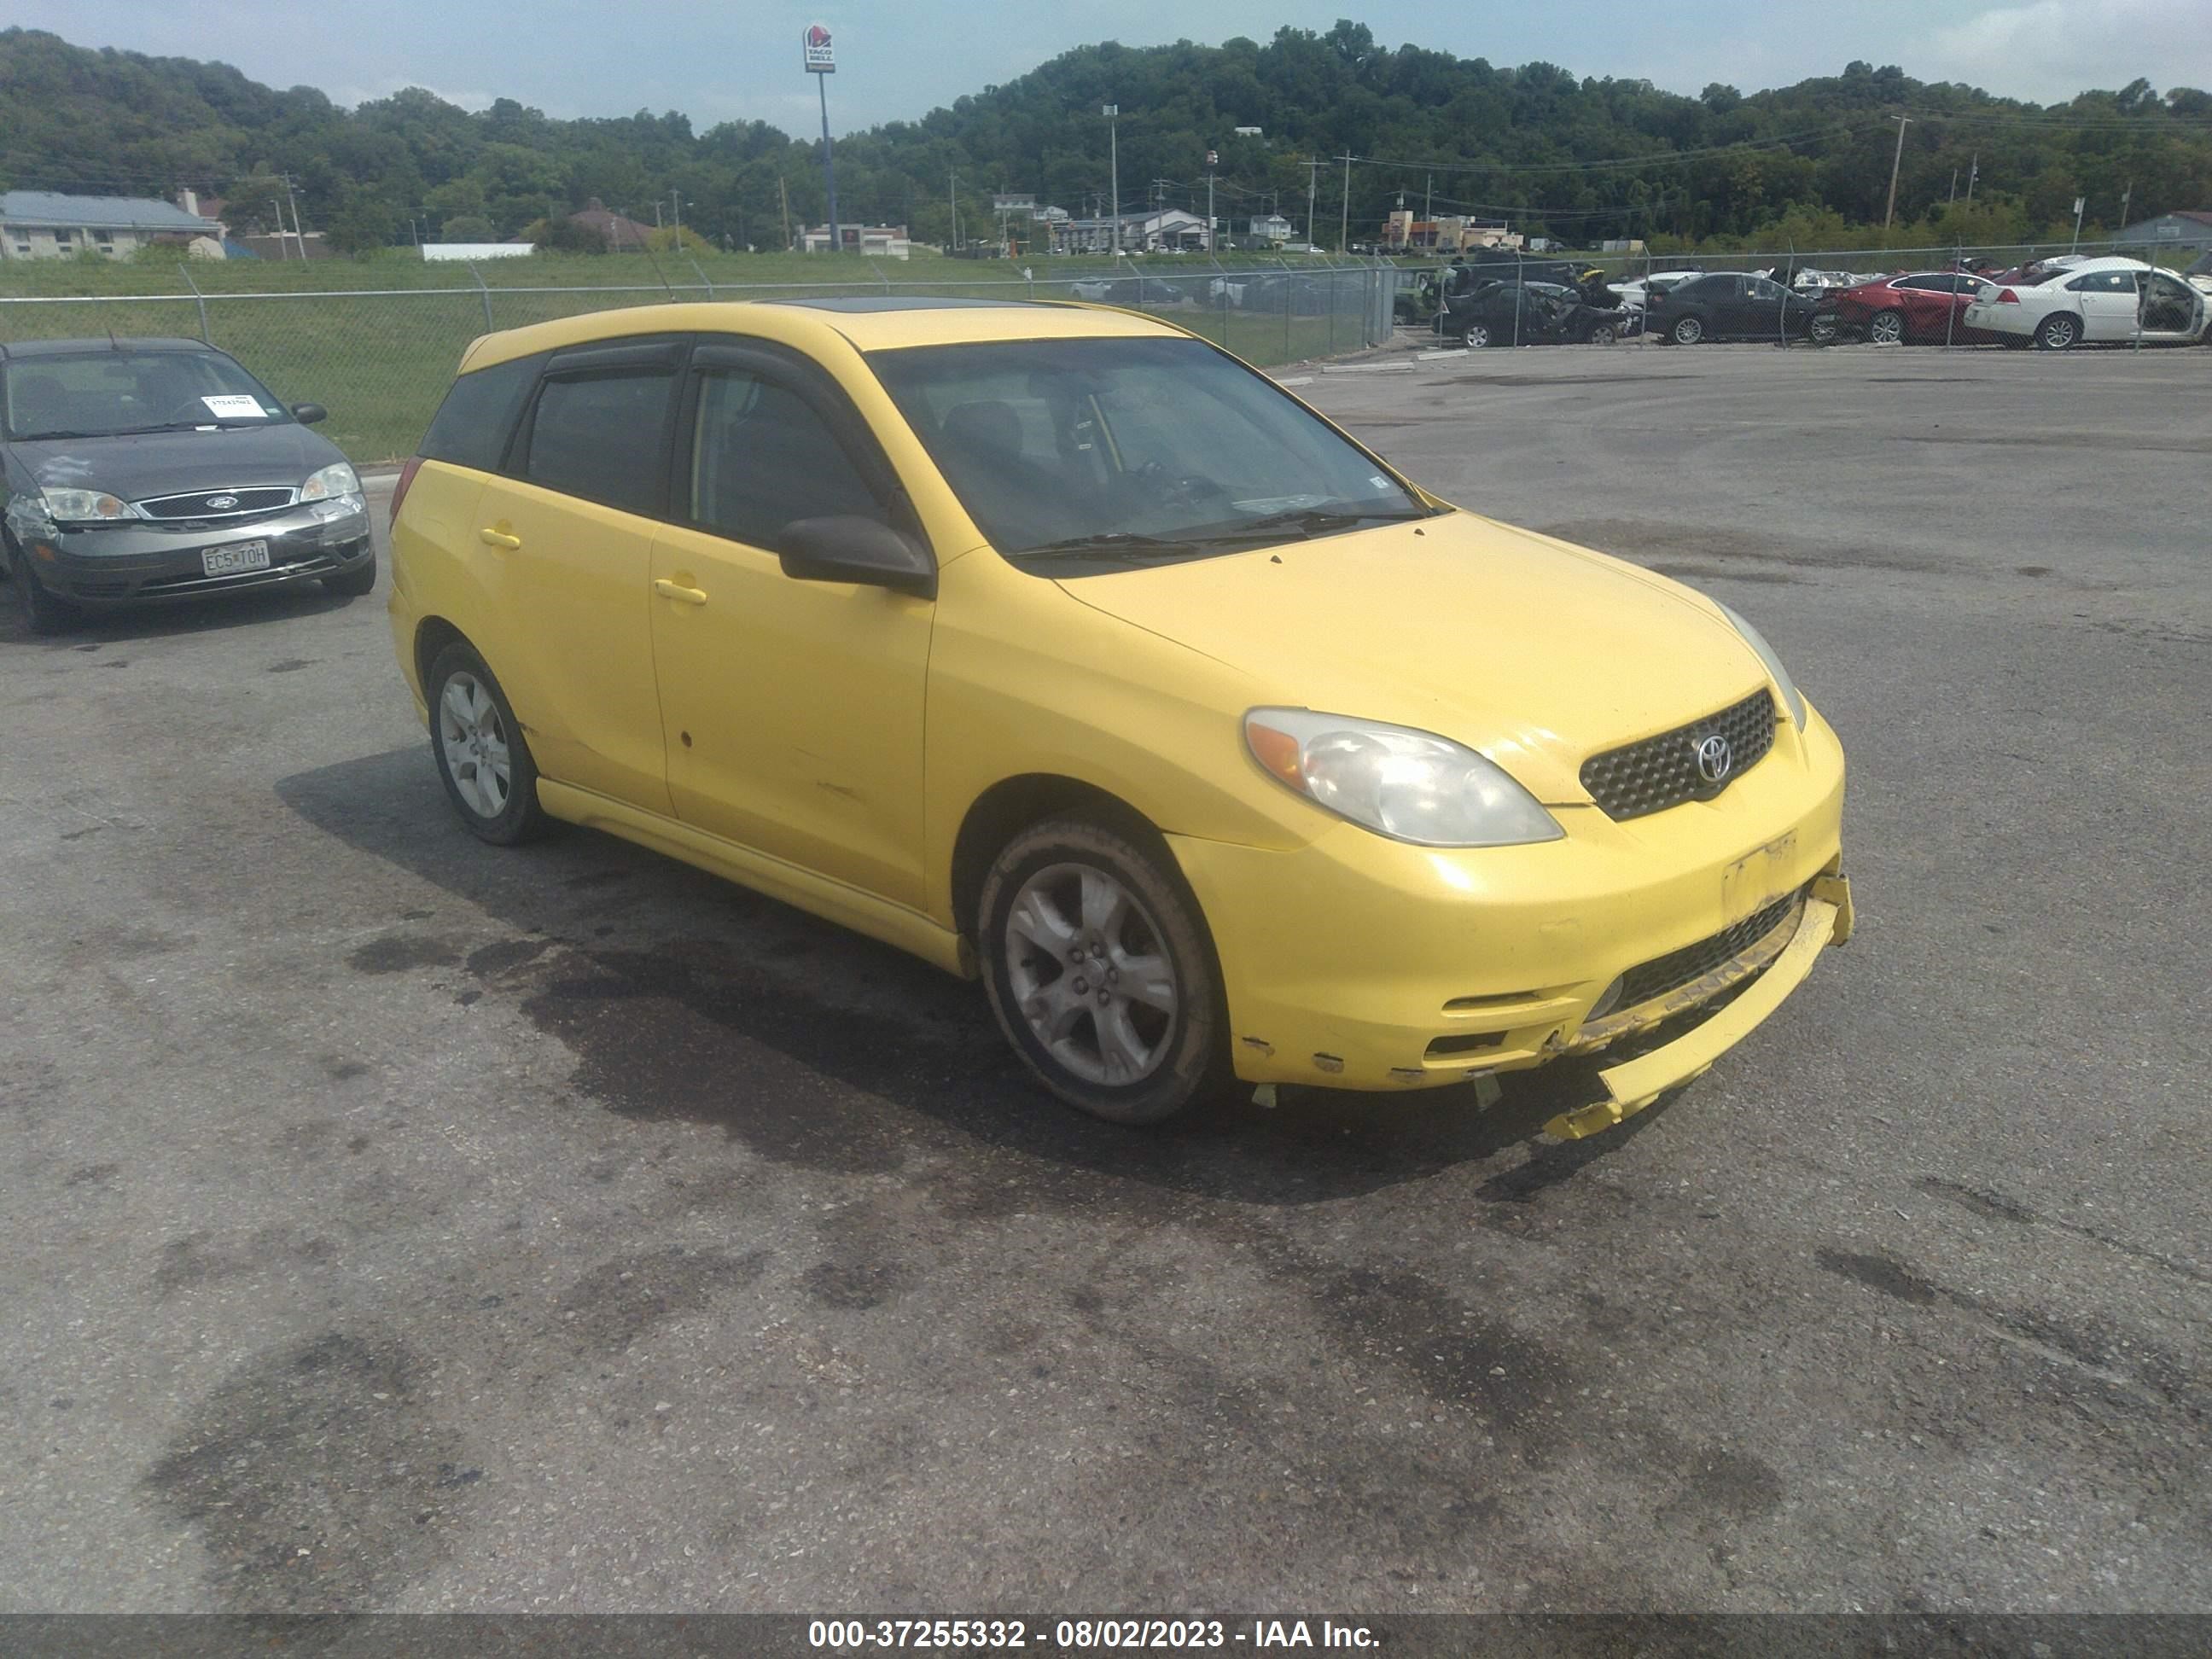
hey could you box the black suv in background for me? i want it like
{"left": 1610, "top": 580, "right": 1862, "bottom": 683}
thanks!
{"left": 1, "top": 337, "right": 371, "bottom": 634}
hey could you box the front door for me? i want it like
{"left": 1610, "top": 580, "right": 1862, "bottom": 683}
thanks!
{"left": 646, "top": 342, "right": 934, "bottom": 908}
{"left": 2138, "top": 270, "right": 2207, "bottom": 340}
{"left": 467, "top": 337, "right": 684, "bottom": 813}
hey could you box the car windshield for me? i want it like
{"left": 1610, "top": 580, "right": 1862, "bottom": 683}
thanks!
{"left": 868, "top": 336, "right": 1430, "bottom": 568}
{"left": 2, "top": 349, "right": 293, "bottom": 441}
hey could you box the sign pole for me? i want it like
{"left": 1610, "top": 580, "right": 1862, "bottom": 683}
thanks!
{"left": 805, "top": 25, "right": 840, "bottom": 255}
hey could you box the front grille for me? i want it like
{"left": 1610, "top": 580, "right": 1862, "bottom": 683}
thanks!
{"left": 1580, "top": 688, "right": 1778, "bottom": 820}
{"left": 1615, "top": 889, "right": 1802, "bottom": 1010}
{"left": 135, "top": 486, "right": 296, "bottom": 523}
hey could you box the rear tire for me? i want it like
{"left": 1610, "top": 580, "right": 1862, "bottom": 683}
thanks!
{"left": 1868, "top": 309, "right": 1906, "bottom": 346}
{"left": 1588, "top": 323, "right": 1617, "bottom": 346}
{"left": 979, "top": 816, "right": 1229, "bottom": 1126}
{"left": 2034, "top": 313, "right": 2081, "bottom": 350}
{"left": 1464, "top": 323, "right": 1493, "bottom": 348}
{"left": 1671, "top": 315, "right": 1704, "bottom": 346}
{"left": 426, "top": 642, "right": 549, "bottom": 845}
{"left": 323, "top": 550, "right": 377, "bottom": 598}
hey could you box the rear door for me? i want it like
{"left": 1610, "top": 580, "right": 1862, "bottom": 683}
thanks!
{"left": 645, "top": 339, "right": 934, "bottom": 906}
{"left": 467, "top": 336, "right": 685, "bottom": 812}
{"left": 2070, "top": 271, "right": 2140, "bottom": 341}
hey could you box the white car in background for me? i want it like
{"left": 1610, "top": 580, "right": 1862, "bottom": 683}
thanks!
{"left": 1610, "top": 270, "right": 1702, "bottom": 314}
{"left": 1962, "top": 256, "right": 2210, "bottom": 348}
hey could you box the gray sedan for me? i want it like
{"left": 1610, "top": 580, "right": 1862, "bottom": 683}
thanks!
{"left": 1, "top": 337, "right": 374, "bottom": 634}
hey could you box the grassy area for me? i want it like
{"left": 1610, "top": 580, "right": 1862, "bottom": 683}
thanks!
{"left": 1, "top": 252, "right": 1388, "bottom": 462}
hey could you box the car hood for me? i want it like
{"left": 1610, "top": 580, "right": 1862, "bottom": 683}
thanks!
{"left": 10, "top": 422, "right": 345, "bottom": 500}
{"left": 1052, "top": 511, "right": 1770, "bottom": 806}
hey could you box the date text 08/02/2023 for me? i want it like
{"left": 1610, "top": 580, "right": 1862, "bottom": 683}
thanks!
{"left": 807, "top": 1619, "right": 1379, "bottom": 1650}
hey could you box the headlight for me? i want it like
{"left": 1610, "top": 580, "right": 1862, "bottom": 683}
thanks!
{"left": 1245, "top": 708, "right": 1563, "bottom": 847}
{"left": 40, "top": 487, "right": 137, "bottom": 524}
{"left": 1717, "top": 602, "right": 1807, "bottom": 729}
{"left": 300, "top": 462, "right": 362, "bottom": 503}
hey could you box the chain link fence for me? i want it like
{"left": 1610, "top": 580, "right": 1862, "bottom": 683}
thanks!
{"left": 0, "top": 261, "right": 1396, "bottom": 464}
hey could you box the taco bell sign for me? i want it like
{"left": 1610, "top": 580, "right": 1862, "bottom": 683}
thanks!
{"left": 803, "top": 23, "right": 835, "bottom": 73}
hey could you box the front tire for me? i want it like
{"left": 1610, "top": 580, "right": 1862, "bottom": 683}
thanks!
{"left": 1671, "top": 315, "right": 1705, "bottom": 346}
{"left": 1464, "top": 323, "right": 1493, "bottom": 348}
{"left": 1868, "top": 309, "right": 1906, "bottom": 346}
{"left": 427, "top": 642, "right": 549, "bottom": 845}
{"left": 5, "top": 538, "right": 79, "bottom": 637}
{"left": 979, "top": 817, "right": 1228, "bottom": 1126}
{"left": 2034, "top": 313, "right": 2081, "bottom": 350}
{"left": 1587, "top": 323, "right": 1617, "bottom": 346}
{"left": 324, "top": 550, "right": 377, "bottom": 597}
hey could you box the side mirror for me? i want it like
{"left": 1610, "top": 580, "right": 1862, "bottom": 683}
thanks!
{"left": 292, "top": 403, "right": 328, "bottom": 425}
{"left": 779, "top": 515, "right": 935, "bottom": 599}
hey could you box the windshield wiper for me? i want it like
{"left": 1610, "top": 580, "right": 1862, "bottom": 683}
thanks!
{"left": 1017, "top": 533, "right": 1203, "bottom": 561}
{"left": 1232, "top": 506, "right": 1431, "bottom": 535}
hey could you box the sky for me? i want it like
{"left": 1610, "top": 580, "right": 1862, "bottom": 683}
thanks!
{"left": 19, "top": 0, "right": 2210, "bottom": 135}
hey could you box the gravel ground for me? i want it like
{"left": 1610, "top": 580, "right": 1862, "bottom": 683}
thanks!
{"left": 1, "top": 341, "right": 2206, "bottom": 1616}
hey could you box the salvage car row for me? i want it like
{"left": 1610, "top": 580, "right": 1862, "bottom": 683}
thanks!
{"left": 1421, "top": 252, "right": 2212, "bottom": 349}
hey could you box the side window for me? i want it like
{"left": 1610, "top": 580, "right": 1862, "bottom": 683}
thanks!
{"left": 688, "top": 369, "right": 888, "bottom": 551}
{"left": 523, "top": 368, "right": 675, "bottom": 515}
{"left": 420, "top": 352, "right": 541, "bottom": 471}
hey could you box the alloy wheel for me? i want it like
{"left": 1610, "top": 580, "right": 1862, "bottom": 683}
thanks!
{"left": 1869, "top": 310, "right": 1906, "bottom": 345}
{"left": 1003, "top": 862, "right": 1179, "bottom": 1086}
{"left": 439, "top": 672, "right": 511, "bottom": 819}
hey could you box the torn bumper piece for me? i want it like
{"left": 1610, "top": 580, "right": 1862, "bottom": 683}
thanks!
{"left": 1546, "top": 871, "right": 1853, "bottom": 1140}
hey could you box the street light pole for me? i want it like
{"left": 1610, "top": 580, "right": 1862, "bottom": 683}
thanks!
{"left": 1338, "top": 151, "right": 1353, "bottom": 253}
{"left": 1103, "top": 104, "right": 1120, "bottom": 257}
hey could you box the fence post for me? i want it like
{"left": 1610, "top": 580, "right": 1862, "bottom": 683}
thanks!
{"left": 867, "top": 256, "right": 891, "bottom": 292}
{"left": 177, "top": 263, "right": 211, "bottom": 344}
{"left": 466, "top": 264, "right": 496, "bottom": 332}
{"left": 687, "top": 256, "right": 718, "bottom": 299}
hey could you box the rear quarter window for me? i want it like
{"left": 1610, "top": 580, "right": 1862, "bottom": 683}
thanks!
{"left": 419, "top": 352, "right": 544, "bottom": 471}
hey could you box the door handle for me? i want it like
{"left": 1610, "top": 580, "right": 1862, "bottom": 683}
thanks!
{"left": 478, "top": 527, "right": 522, "bottom": 550}
{"left": 653, "top": 578, "right": 708, "bottom": 606}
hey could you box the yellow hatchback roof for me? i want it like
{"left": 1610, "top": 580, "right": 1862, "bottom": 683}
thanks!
{"left": 457, "top": 298, "right": 1182, "bottom": 374}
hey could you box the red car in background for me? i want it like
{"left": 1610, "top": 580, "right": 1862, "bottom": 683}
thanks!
{"left": 1823, "top": 271, "right": 2004, "bottom": 344}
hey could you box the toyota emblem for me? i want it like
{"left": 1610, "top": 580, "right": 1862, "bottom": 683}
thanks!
{"left": 1694, "top": 734, "right": 1732, "bottom": 784}
{"left": 205, "top": 494, "right": 239, "bottom": 510}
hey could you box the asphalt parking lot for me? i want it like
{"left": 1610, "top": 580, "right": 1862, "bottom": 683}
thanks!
{"left": 2, "top": 342, "right": 2207, "bottom": 1616}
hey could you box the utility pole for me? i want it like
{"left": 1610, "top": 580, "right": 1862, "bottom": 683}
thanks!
{"left": 1948, "top": 168, "right": 1958, "bottom": 206}
{"left": 2119, "top": 180, "right": 2133, "bottom": 236}
{"left": 1965, "top": 152, "right": 1977, "bottom": 203}
{"left": 1338, "top": 152, "right": 1353, "bottom": 253}
{"left": 1103, "top": 104, "right": 1121, "bottom": 257}
{"left": 1424, "top": 172, "right": 1433, "bottom": 237}
{"left": 1207, "top": 160, "right": 1215, "bottom": 255}
{"left": 1881, "top": 114, "right": 1912, "bottom": 239}
{"left": 778, "top": 175, "right": 792, "bottom": 251}
{"left": 948, "top": 170, "right": 958, "bottom": 251}
{"left": 2070, "top": 194, "right": 2086, "bottom": 253}
{"left": 1306, "top": 157, "right": 1321, "bottom": 250}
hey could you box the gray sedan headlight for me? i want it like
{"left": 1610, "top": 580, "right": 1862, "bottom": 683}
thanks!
{"left": 40, "top": 487, "right": 138, "bottom": 524}
{"left": 1717, "top": 602, "right": 1807, "bottom": 729}
{"left": 1245, "top": 708, "right": 1563, "bottom": 847}
{"left": 300, "top": 462, "right": 365, "bottom": 522}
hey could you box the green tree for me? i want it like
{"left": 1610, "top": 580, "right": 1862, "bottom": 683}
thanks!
{"left": 439, "top": 213, "right": 497, "bottom": 242}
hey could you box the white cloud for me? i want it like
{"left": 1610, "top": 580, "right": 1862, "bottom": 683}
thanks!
{"left": 1920, "top": 0, "right": 2212, "bottom": 98}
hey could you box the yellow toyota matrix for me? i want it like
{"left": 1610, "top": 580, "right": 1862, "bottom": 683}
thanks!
{"left": 387, "top": 298, "right": 1849, "bottom": 1138}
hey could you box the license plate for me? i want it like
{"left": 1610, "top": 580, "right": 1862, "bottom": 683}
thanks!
{"left": 201, "top": 539, "right": 271, "bottom": 576}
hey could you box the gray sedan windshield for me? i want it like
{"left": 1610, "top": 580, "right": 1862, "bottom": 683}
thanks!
{"left": 869, "top": 336, "right": 1427, "bottom": 566}
{"left": 3, "top": 351, "right": 293, "bottom": 441}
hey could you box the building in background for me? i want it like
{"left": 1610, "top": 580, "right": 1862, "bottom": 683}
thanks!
{"left": 422, "top": 242, "right": 533, "bottom": 262}
{"left": 1380, "top": 210, "right": 1523, "bottom": 254}
{"left": 2, "top": 190, "right": 218, "bottom": 259}
{"left": 800, "top": 224, "right": 913, "bottom": 258}
{"left": 1060, "top": 208, "right": 1209, "bottom": 253}
{"left": 2115, "top": 210, "right": 2212, "bottom": 250}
